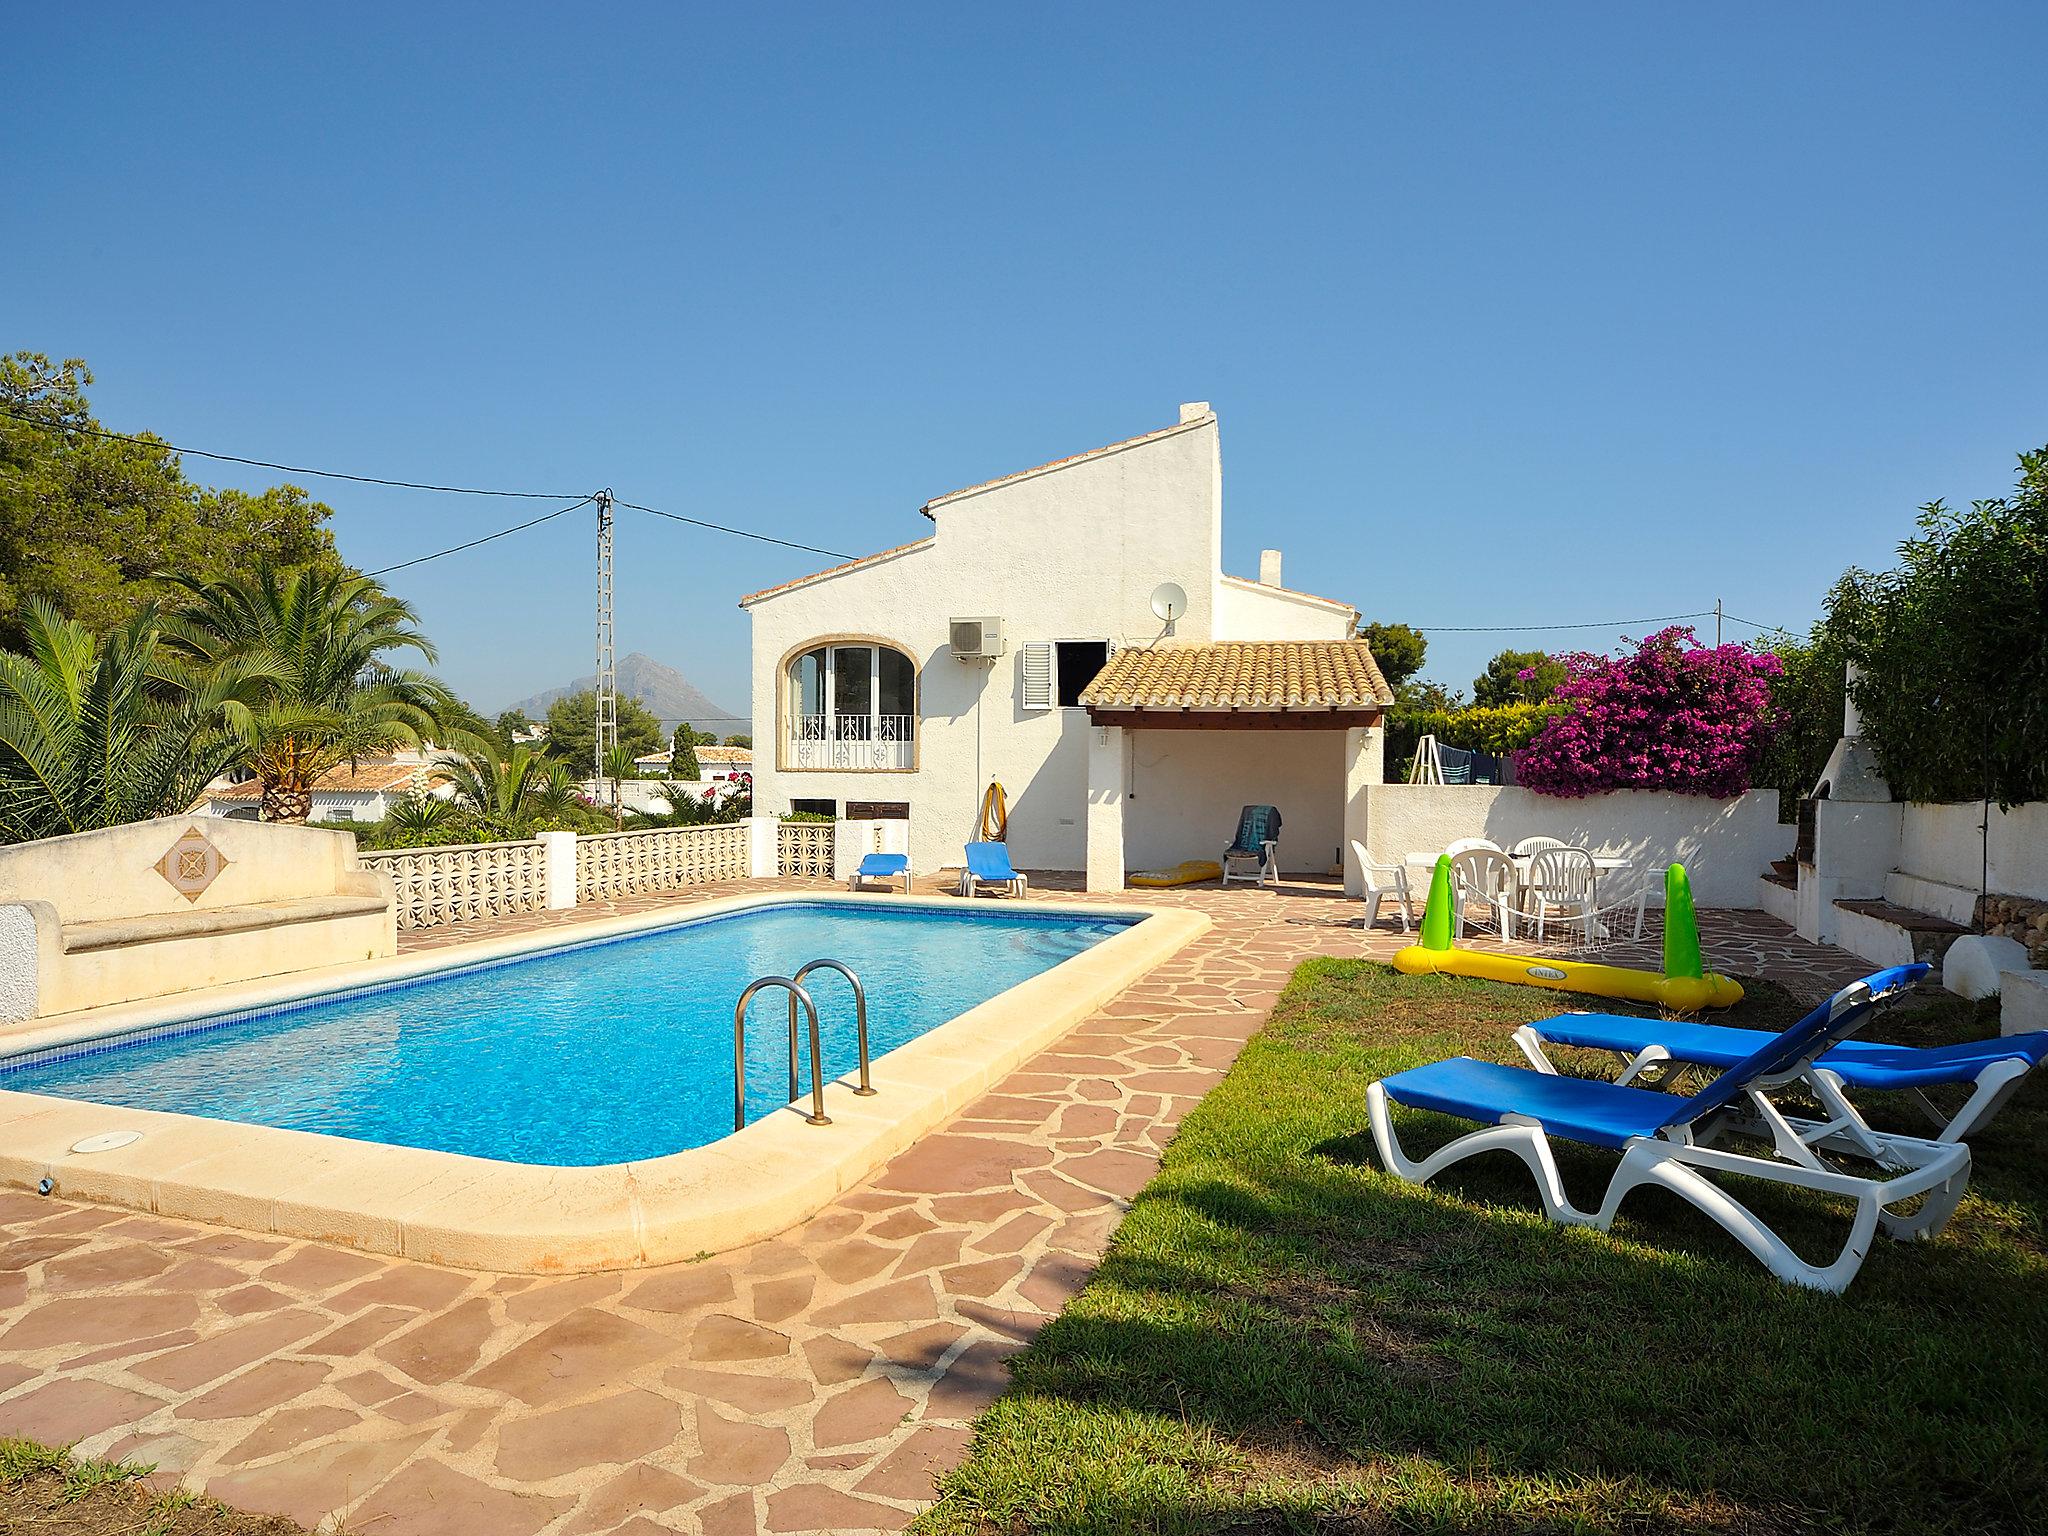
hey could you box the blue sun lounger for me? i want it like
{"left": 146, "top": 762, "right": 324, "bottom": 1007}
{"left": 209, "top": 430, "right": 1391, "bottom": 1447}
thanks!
{"left": 1513, "top": 1011, "right": 2048, "bottom": 1147}
{"left": 1367, "top": 964, "right": 1972, "bottom": 1292}
{"left": 959, "top": 842, "right": 1028, "bottom": 898}
{"left": 848, "top": 852, "right": 911, "bottom": 893}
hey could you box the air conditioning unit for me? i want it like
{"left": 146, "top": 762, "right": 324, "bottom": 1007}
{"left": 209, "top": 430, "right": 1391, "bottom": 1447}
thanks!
{"left": 949, "top": 616, "right": 1005, "bottom": 660}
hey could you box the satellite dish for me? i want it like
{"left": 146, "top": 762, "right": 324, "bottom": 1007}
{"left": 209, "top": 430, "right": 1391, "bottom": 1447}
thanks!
{"left": 1150, "top": 582, "right": 1188, "bottom": 623}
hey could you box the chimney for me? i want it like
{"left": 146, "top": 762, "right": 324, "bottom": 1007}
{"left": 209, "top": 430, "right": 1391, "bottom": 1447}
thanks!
{"left": 1179, "top": 401, "right": 1211, "bottom": 424}
{"left": 1258, "top": 549, "right": 1283, "bottom": 587}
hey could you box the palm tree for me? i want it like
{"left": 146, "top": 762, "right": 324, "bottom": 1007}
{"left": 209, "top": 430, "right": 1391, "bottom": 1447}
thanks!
{"left": 530, "top": 761, "right": 582, "bottom": 819}
{"left": 0, "top": 599, "right": 264, "bottom": 844}
{"left": 161, "top": 567, "right": 464, "bottom": 824}
{"left": 440, "top": 744, "right": 545, "bottom": 839}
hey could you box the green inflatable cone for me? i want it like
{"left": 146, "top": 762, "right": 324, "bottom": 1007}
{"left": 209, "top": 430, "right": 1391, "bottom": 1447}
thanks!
{"left": 1663, "top": 863, "right": 1705, "bottom": 980}
{"left": 1418, "top": 855, "right": 1455, "bottom": 951}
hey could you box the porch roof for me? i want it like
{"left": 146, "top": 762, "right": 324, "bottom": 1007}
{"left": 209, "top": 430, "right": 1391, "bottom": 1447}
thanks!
{"left": 1079, "top": 640, "right": 1394, "bottom": 719}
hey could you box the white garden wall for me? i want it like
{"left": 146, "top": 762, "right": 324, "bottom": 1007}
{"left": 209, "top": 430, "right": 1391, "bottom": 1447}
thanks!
{"left": 1896, "top": 801, "right": 2048, "bottom": 903}
{"left": 1359, "top": 785, "right": 1792, "bottom": 908}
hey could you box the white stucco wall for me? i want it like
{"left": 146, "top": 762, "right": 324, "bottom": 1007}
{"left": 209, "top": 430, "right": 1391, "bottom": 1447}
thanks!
{"left": 1124, "top": 729, "right": 1347, "bottom": 875}
{"left": 1896, "top": 801, "right": 2048, "bottom": 901}
{"left": 1358, "top": 785, "right": 1792, "bottom": 908}
{"left": 744, "top": 409, "right": 1361, "bottom": 877}
{"left": 1211, "top": 575, "right": 1356, "bottom": 641}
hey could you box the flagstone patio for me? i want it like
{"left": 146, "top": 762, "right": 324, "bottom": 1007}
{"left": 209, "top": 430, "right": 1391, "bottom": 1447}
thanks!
{"left": 0, "top": 874, "right": 1872, "bottom": 1534}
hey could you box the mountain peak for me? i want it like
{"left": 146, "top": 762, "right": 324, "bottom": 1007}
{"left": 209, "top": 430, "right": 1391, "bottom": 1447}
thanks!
{"left": 505, "top": 655, "right": 744, "bottom": 729}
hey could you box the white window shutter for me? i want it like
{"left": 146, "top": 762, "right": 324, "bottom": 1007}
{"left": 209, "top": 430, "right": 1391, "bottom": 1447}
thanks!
{"left": 1019, "top": 643, "right": 1053, "bottom": 711}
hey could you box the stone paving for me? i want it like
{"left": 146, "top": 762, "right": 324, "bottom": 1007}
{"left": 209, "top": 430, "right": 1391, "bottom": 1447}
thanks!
{"left": 0, "top": 874, "right": 1873, "bottom": 1534}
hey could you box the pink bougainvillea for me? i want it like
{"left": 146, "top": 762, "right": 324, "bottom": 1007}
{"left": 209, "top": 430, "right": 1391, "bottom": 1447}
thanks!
{"left": 1513, "top": 627, "right": 1784, "bottom": 798}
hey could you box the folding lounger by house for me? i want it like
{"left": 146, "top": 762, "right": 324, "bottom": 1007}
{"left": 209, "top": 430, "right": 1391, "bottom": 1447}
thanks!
{"left": 848, "top": 852, "right": 911, "bottom": 894}
{"left": 1512, "top": 1011, "right": 2048, "bottom": 1147}
{"left": 1221, "top": 804, "right": 1282, "bottom": 887}
{"left": 959, "top": 841, "right": 1028, "bottom": 898}
{"left": 1366, "top": 964, "right": 1971, "bottom": 1292}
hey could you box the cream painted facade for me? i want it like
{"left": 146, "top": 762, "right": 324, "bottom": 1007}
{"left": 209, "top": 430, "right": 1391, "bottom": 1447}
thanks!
{"left": 742, "top": 405, "right": 1366, "bottom": 883}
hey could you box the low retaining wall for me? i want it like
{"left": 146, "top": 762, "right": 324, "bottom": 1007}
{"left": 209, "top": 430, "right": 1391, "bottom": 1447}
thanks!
{"left": 1897, "top": 801, "right": 2048, "bottom": 904}
{"left": 1358, "top": 785, "right": 1791, "bottom": 908}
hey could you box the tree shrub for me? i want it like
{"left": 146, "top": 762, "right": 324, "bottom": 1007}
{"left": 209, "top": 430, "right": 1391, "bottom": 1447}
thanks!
{"left": 1514, "top": 627, "right": 1782, "bottom": 798}
{"left": 1384, "top": 702, "right": 1559, "bottom": 776}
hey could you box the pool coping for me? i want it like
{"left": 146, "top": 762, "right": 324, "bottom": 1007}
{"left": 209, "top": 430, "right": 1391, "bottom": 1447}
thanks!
{"left": 0, "top": 890, "right": 1209, "bottom": 1272}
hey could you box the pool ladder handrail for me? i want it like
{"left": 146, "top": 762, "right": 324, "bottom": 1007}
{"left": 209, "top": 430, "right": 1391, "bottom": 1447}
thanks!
{"left": 792, "top": 958, "right": 879, "bottom": 1101}
{"left": 733, "top": 977, "right": 830, "bottom": 1131}
{"left": 732, "top": 960, "right": 879, "bottom": 1133}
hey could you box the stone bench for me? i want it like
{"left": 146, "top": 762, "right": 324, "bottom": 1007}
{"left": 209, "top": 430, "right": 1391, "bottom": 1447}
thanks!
{"left": 0, "top": 817, "right": 397, "bottom": 1023}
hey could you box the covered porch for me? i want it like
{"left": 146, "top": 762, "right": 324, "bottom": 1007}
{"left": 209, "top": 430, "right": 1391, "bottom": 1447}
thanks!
{"left": 1076, "top": 641, "right": 1395, "bottom": 894}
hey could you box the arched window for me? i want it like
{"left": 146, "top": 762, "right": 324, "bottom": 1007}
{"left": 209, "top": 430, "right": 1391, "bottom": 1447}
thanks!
{"left": 787, "top": 642, "right": 917, "bottom": 770}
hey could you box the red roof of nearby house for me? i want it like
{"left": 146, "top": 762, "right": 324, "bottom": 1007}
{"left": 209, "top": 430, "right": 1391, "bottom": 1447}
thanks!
{"left": 204, "top": 762, "right": 431, "bottom": 802}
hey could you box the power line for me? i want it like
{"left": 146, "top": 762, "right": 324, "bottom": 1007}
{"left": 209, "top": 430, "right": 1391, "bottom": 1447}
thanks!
{"left": 366, "top": 495, "right": 596, "bottom": 577}
{"left": 0, "top": 405, "right": 585, "bottom": 500}
{"left": 619, "top": 500, "right": 852, "bottom": 560}
{"left": 1410, "top": 610, "right": 1720, "bottom": 634}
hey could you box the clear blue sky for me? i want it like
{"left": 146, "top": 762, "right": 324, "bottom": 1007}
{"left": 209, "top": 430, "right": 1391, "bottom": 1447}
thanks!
{"left": 9, "top": 4, "right": 2044, "bottom": 718}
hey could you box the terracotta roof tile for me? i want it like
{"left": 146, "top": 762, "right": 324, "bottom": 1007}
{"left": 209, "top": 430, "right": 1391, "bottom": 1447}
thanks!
{"left": 205, "top": 762, "right": 432, "bottom": 802}
{"left": 1078, "top": 641, "right": 1394, "bottom": 712}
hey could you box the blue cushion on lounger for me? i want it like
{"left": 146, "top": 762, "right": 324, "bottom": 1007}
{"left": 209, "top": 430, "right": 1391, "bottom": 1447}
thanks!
{"left": 965, "top": 842, "right": 1019, "bottom": 882}
{"left": 856, "top": 853, "right": 909, "bottom": 878}
{"left": 1378, "top": 1057, "right": 1691, "bottom": 1150}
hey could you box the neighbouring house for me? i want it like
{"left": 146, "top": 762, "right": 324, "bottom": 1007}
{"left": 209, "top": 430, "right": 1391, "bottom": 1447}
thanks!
{"left": 193, "top": 759, "right": 451, "bottom": 823}
{"left": 742, "top": 403, "right": 1394, "bottom": 890}
{"left": 632, "top": 744, "right": 754, "bottom": 783}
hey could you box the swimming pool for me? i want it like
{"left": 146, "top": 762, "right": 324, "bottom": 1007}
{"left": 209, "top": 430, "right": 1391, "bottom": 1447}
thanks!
{"left": 0, "top": 901, "right": 1136, "bottom": 1166}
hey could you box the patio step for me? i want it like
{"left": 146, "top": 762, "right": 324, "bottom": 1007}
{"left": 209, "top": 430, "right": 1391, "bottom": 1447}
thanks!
{"left": 1762, "top": 857, "right": 1797, "bottom": 890}
{"left": 1831, "top": 897, "right": 1972, "bottom": 969}
{"left": 1882, "top": 869, "right": 1982, "bottom": 927}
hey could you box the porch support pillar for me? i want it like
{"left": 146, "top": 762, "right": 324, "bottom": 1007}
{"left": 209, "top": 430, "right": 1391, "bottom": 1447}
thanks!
{"left": 1085, "top": 725, "right": 1130, "bottom": 894}
{"left": 1341, "top": 722, "right": 1383, "bottom": 896}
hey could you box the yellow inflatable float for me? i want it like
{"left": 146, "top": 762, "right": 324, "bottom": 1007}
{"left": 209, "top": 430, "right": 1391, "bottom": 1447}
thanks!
{"left": 1391, "top": 857, "right": 1742, "bottom": 1012}
{"left": 1130, "top": 860, "right": 1223, "bottom": 888}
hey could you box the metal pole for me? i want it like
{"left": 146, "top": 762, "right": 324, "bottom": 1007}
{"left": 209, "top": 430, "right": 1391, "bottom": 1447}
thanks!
{"left": 594, "top": 489, "right": 617, "bottom": 818}
{"left": 1715, "top": 599, "right": 1722, "bottom": 647}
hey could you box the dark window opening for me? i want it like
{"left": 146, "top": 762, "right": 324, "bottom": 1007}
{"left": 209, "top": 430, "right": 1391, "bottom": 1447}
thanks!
{"left": 846, "top": 801, "right": 910, "bottom": 820}
{"left": 789, "top": 798, "right": 837, "bottom": 818}
{"left": 1055, "top": 641, "right": 1109, "bottom": 708}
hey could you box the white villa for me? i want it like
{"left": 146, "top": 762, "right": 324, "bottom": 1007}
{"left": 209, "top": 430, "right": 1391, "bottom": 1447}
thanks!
{"left": 743, "top": 403, "right": 1394, "bottom": 890}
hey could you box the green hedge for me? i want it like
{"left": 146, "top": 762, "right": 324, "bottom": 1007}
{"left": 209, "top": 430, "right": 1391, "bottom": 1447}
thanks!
{"left": 1384, "top": 702, "right": 1561, "bottom": 776}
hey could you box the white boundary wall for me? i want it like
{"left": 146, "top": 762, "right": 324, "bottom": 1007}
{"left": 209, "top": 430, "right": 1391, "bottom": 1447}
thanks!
{"left": 1896, "top": 801, "right": 2048, "bottom": 903}
{"left": 1359, "top": 785, "right": 1791, "bottom": 908}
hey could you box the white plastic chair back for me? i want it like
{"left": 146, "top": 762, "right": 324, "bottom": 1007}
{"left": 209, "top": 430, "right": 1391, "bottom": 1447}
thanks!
{"left": 1510, "top": 835, "right": 1569, "bottom": 857}
{"left": 1450, "top": 848, "right": 1513, "bottom": 901}
{"left": 1444, "top": 837, "right": 1503, "bottom": 858}
{"left": 1526, "top": 847, "right": 1596, "bottom": 907}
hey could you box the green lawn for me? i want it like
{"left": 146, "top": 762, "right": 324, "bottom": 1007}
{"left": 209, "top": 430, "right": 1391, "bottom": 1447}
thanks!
{"left": 918, "top": 962, "right": 2048, "bottom": 1536}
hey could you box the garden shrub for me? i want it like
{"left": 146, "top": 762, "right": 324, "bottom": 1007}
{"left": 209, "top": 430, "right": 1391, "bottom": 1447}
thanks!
{"left": 1514, "top": 627, "right": 1782, "bottom": 798}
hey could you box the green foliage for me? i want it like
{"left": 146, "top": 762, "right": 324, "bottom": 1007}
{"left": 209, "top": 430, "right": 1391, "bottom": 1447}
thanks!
{"left": 722, "top": 733, "right": 752, "bottom": 748}
{"left": 159, "top": 566, "right": 461, "bottom": 822}
{"left": 1749, "top": 616, "right": 1853, "bottom": 819}
{"left": 494, "top": 707, "right": 533, "bottom": 741}
{"left": 0, "top": 352, "right": 342, "bottom": 645}
{"left": 630, "top": 780, "right": 749, "bottom": 828}
{"left": 381, "top": 791, "right": 455, "bottom": 845}
{"left": 441, "top": 744, "right": 548, "bottom": 838}
{"left": 1471, "top": 648, "right": 1565, "bottom": 706}
{"left": 672, "top": 726, "right": 701, "bottom": 780}
{"left": 1357, "top": 621, "right": 1426, "bottom": 689}
{"left": 1835, "top": 451, "right": 2048, "bottom": 806}
{"left": 780, "top": 809, "right": 835, "bottom": 823}
{"left": 542, "top": 689, "right": 665, "bottom": 768}
{"left": 1383, "top": 701, "right": 1559, "bottom": 777}
{"left": 0, "top": 599, "right": 263, "bottom": 843}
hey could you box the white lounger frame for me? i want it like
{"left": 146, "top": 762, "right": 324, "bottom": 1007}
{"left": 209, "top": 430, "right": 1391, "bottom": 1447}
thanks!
{"left": 1366, "top": 1074, "right": 1972, "bottom": 1293}
{"left": 1512, "top": 1024, "right": 2036, "bottom": 1148}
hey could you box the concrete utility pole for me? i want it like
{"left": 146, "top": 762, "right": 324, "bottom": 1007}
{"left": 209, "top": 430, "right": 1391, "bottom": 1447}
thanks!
{"left": 1715, "top": 598, "right": 1723, "bottom": 646}
{"left": 594, "top": 489, "right": 617, "bottom": 807}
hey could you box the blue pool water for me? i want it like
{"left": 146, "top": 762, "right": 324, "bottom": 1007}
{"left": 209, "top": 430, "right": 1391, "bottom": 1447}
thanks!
{"left": 0, "top": 902, "right": 1136, "bottom": 1166}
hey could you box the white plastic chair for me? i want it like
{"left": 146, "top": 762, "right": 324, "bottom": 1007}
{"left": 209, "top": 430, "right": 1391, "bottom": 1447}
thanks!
{"left": 1349, "top": 840, "right": 1413, "bottom": 933}
{"left": 1524, "top": 847, "right": 1598, "bottom": 944}
{"left": 1450, "top": 848, "right": 1515, "bottom": 939}
{"left": 1444, "top": 837, "right": 1502, "bottom": 858}
{"left": 1509, "top": 835, "right": 1569, "bottom": 857}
